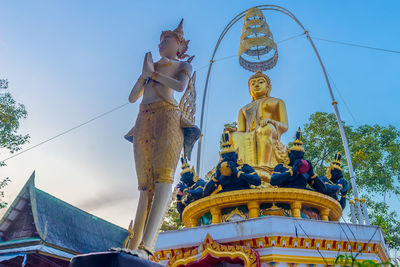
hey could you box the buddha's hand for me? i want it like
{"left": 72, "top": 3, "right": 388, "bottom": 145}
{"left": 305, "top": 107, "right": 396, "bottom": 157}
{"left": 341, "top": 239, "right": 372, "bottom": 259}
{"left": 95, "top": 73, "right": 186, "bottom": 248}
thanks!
{"left": 142, "top": 52, "right": 155, "bottom": 79}
{"left": 260, "top": 119, "right": 276, "bottom": 128}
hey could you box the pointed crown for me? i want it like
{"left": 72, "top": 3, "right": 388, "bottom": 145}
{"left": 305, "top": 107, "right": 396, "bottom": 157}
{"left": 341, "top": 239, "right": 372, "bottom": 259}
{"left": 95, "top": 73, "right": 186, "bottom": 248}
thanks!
{"left": 332, "top": 152, "right": 342, "bottom": 166}
{"left": 288, "top": 128, "right": 305, "bottom": 152}
{"left": 160, "top": 19, "right": 190, "bottom": 59}
{"left": 180, "top": 155, "right": 194, "bottom": 175}
{"left": 325, "top": 152, "right": 343, "bottom": 178}
{"left": 220, "top": 131, "right": 237, "bottom": 155}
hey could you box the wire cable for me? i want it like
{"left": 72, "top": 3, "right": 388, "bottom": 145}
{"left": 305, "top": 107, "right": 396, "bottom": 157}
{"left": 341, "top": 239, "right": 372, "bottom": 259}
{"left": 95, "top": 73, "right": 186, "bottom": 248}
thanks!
{"left": 293, "top": 218, "right": 329, "bottom": 265}
{"left": 336, "top": 216, "right": 355, "bottom": 259}
{"left": 326, "top": 71, "right": 359, "bottom": 126}
{"left": 312, "top": 36, "right": 400, "bottom": 54}
{"left": 0, "top": 102, "right": 129, "bottom": 163}
{"left": 2, "top": 33, "right": 395, "bottom": 165}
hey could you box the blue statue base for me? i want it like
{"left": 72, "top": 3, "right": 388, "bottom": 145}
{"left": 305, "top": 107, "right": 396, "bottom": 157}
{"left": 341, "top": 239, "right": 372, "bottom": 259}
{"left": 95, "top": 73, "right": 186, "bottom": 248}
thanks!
{"left": 70, "top": 251, "right": 162, "bottom": 267}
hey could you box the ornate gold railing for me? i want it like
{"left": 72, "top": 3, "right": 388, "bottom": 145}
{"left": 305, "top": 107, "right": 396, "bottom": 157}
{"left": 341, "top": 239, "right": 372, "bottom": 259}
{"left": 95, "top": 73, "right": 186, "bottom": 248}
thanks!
{"left": 181, "top": 188, "right": 342, "bottom": 227}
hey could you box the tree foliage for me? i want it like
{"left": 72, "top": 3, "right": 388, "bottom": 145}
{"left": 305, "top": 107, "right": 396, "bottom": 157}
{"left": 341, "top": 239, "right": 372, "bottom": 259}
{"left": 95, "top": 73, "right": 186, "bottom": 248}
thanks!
{"left": 160, "top": 199, "right": 184, "bottom": 232}
{"left": 0, "top": 91, "right": 30, "bottom": 208}
{"left": 0, "top": 92, "right": 29, "bottom": 155}
{"left": 302, "top": 112, "right": 400, "bottom": 250}
{"left": 302, "top": 112, "right": 400, "bottom": 195}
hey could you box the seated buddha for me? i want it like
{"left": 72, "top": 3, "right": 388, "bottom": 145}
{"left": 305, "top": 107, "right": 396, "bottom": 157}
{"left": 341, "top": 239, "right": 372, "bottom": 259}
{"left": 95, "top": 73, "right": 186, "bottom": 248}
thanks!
{"left": 230, "top": 70, "right": 288, "bottom": 180}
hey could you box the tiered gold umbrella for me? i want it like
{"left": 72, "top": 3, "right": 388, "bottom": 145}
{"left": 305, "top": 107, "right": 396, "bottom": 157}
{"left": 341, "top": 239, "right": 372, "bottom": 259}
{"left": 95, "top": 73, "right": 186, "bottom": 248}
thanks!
{"left": 239, "top": 7, "right": 278, "bottom": 72}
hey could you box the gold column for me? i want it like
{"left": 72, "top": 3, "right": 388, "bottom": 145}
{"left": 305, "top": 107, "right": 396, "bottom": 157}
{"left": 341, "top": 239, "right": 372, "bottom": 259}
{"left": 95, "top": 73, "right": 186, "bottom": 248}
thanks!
{"left": 210, "top": 207, "right": 222, "bottom": 224}
{"left": 248, "top": 201, "right": 260, "bottom": 218}
{"left": 189, "top": 217, "right": 198, "bottom": 228}
{"left": 291, "top": 201, "right": 302, "bottom": 218}
{"left": 320, "top": 208, "right": 330, "bottom": 221}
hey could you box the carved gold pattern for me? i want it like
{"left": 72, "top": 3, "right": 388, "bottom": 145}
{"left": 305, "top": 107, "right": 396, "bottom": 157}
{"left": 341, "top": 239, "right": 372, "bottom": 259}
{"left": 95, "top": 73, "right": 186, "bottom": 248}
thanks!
{"left": 178, "top": 72, "right": 197, "bottom": 124}
{"left": 222, "top": 207, "right": 247, "bottom": 222}
{"left": 166, "top": 233, "right": 260, "bottom": 267}
{"left": 260, "top": 203, "right": 285, "bottom": 216}
{"left": 182, "top": 188, "right": 342, "bottom": 227}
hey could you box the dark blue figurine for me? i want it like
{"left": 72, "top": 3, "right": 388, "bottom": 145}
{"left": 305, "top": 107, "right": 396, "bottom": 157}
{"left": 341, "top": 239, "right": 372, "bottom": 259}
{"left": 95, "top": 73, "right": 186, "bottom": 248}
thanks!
{"left": 176, "top": 156, "right": 206, "bottom": 219}
{"left": 320, "top": 152, "right": 349, "bottom": 209}
{"left": 270, "top": 128, "right": 327, "bottom": 194}
{"left": 203, "top": 132, "right": 261, "bottom": 197}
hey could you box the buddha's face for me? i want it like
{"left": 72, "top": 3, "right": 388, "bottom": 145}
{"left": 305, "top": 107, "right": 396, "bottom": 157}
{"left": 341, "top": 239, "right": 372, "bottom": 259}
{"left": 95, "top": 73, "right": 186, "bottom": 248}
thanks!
{"left": 159, "top": 33, "right": 180, "bottom": 59}
{"left": 249, "top": 77, "right": 270, "bottom": 99}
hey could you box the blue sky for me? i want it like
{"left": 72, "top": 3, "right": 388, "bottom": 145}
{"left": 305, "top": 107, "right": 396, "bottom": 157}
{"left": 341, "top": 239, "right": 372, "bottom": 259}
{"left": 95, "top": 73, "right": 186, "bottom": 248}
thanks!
{"left": 0, "top": 0, "right": 399, "bottom": 228}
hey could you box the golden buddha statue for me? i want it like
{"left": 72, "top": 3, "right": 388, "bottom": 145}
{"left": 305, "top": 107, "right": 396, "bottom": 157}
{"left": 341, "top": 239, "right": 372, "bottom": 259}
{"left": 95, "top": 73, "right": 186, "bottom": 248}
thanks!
{"left": 230, "top": 70, "right": 288, "bottom": 181}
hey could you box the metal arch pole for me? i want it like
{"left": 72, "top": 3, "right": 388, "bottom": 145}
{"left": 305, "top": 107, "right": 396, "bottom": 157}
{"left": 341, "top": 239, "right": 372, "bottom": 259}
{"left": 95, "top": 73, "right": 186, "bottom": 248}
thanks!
{"left": 196, "top": 6, "right": 300, "bottom": 175}
{"left": 196, "top": 5, "right": 365, "bottom": 223}
{"left": 301, "top": 32, "right": 364, "bottom": 223}
{"left": 196, "top": 12, "right": 248, "bottom": 174}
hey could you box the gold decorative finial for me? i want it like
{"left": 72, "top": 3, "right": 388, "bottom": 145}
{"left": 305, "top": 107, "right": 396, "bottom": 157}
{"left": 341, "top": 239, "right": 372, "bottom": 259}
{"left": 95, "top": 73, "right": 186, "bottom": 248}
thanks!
{"left": 325, "top": 152, "right": 343, "bottom": 179}
{"left": 180, "top": 154, "right": 194, "bottom": 175}
{"left": 288, "top": 128, "right": 305, "bottom": 152}
{"left": 220, "top": 131, "right": 237, "bottom": 155}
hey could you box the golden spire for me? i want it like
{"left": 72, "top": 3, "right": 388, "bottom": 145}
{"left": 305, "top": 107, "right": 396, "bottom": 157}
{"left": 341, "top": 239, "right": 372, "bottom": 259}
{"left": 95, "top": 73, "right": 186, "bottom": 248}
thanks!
{"left": 288, "top": 128, "right": 305, "bottom": 152}
{"left": 180, "top": 155, "right": 193, "bottom": 175}
{"left": 325, "top": 152, "right": 343, "bottom": 179}
{"left": 220, "top": 131, "right": 237, "bottom": 155}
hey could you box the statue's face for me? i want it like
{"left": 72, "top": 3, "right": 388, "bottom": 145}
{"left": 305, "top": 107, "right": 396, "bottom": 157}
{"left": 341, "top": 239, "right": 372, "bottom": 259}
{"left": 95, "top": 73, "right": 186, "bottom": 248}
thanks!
{"left": 288, "top": 150, "right": 304, "bottom": 165}
{"left": 249, "top": 77, "right": 270, "bottom": 99}
{"left": 181, "top": 171, "right": 194, "bottom": 186}
{"left": 331, "top": 168, "right": 342, "bottom": 182}
{"left": 221, "top": 152, "right": 238, "bottom": 163}
{"left": 159, "top": 34, "right": 180, "bottom": 58}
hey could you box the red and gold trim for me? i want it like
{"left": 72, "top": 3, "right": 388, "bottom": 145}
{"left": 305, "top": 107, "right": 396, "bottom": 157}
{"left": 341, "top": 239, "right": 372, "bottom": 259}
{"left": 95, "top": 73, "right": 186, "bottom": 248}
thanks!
{"left": 155, "top": 235, "right": 387, "bottom": 264}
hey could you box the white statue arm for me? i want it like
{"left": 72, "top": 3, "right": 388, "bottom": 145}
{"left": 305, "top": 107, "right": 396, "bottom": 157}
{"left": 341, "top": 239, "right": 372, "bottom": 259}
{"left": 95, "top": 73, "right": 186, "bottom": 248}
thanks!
{"left": 128, "top": 76, "right": 145, "bottom": 103}
{"left": 151, "top": 62, "right": 192, "bottom": 92}
{"left": 129, "top": 53, "right": 153, "bottom": 103}
{"left": 140, "top": 52, "right": 192, "bottom": 92}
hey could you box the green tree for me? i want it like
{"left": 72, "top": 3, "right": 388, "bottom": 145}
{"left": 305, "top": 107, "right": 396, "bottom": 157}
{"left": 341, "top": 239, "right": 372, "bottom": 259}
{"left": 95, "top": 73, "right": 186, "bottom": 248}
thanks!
{"left": 301, "top": 112, "right": 400, "bottom": 250}
{"left": 301, "top": 112, "right": 351, "bottom": 176}
{"left": 160, "top": 199, "right": 184, "bottom": 232}
{"left": 0, "top": 90, "right": 30, "bottom": 208}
